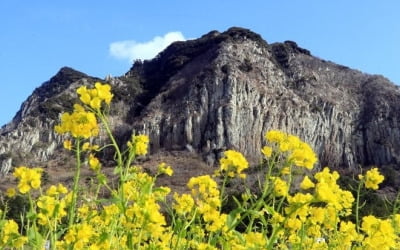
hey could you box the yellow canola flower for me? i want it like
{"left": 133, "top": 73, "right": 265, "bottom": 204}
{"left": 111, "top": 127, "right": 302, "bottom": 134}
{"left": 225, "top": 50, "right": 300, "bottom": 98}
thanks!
{"left": 194, "top": 242, "right": 218, "bottom": 250}
{"left": 272, "top": 177, "right": 289, "bottom": 197}
{"left": 63, "top": 223, "right": 98, "bottom": 248}
{"left": 77, "top": 86, "right": 91, "bottom": 105}
{"left": 89, "top": 154, "right": 101, "bottom": 171}
{"left": 188, "top": 175, "right": 220, "bottom": 202}
{"left": 359, "top": 167, "right": 385, "bottom": 190}
{"left": 12, "top": 236, "right": 28, "bottom": 248}
{"left": 46, "top": 185, "right": 58, "bottom": 196}
{"left": 315, "top": 167, "right": 340, "bottom": 184}
{"left": 392, "top": 214, "right": 400, "bottom": 234}
{"left": 289, "top": 143, "right": 318, "bottom": 169}
{"left": 264, "top": 130, "right": 317, "bottom": 169}
{"left": 158, "top": 162, "right": 173, "bottom": 176}
{"left": 314, "top": 168, "right": 354, "bottom": 213}
{"left": 205, "top": 212, "right": 227, "bottom": 232}
{"left": 95, "top": 82, "right": 113, "bottom": 104}
{"left": 82, "top": 142, "right": 99, "bottom": 151}
{"left": 361, "top": 215, "right": 396, "bottom": 249}
{"left": 82, "top": 142, "right": 90, "bottom": 151}
{"left": 308, "top": 207, "right": 326, "bottom": 224}
{"left": 55, "top": 104, "right": 99, "bottom": 139}
{"left": 261, "top": 146, "right": 272, "bottom": 158}
{"left": 63, "top": 140, "right": 73, "bottom": 150}
{"left": 1, "top": 220, "right": 28, "bottom": 247}
{"left": 187, "top": 175, "right": 227, "bottom": 232}
{"left": 280, "top": 166, "right": 291, "bottom": 175}
{"left": 285, "top": 217, "right": 302, "bottom": 232}
{"left": 337, "top": 221, "right": 362, "bottom": 247}
{"left": 13, "top": 166, "right": 43, "bottom": 194}
{"left": 265, "top": 130, "right": 285, "bottom": 143}
{"left": 5, "top": 188, "right": 16, "bottom": 198}
{"left": 128, "top": 134, "right": 149, "bottom": 156}
{"left": 36, "top": 195, "right": 67, "bottom": 227}
{"left": 300, "top": 176, "right": 315, "bottom": 189}
{"left": 219, "top": 150, "right": 249, "bottom": 178}
{"left": 288, "top": 192, "right": 314, "bottom": 204}
{"left": 57, "top": 183, "right": 68, "bottom": 194}
{"left": 123, "top": 198, "right": 168, "bottom": 240}
{"left": 2, "top": 220, "right": 19, "bottom": 235}
{"left": 173, "top": 193, "right": 195, "bottom": 215}
{"left": 46, "top": 183, "right": 68, "bottom": 196}
{"left": 243, "top": 232, "right": 267, "bottom": 248}
{"left": 76, "top": 82, "right": 113, "bottom": 109}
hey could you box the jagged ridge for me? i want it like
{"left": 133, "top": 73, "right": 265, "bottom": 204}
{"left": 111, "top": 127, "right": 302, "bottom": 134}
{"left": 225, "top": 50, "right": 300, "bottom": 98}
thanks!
{"left": 1, "top": 27, "right": 400, "bottom": 190}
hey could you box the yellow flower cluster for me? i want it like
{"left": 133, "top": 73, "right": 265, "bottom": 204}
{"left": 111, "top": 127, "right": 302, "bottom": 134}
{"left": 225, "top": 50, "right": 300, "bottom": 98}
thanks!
{"left": 37, "top": 194, "right": 68, "bottom": 227}
{"left": 46, "top": 183, "right": 68, "bottom": 196}
{"left": 5, "top": 188, "right": 16, "bottom": 198}
{"left": 55, "top": 104, "right": 99, "bottom": 138}
{"left": 63, "top": 223, "right": 97, "bottom": 248}
{"left": 55, "top": 167, "right": 171, "bottom": 249}
{"left": 88, "top": 153, "right": 101, "bottom": 171}
{"left": 128, "top": 134, "right": 150, "bottom": 156}
{"left": 0, "top": 220, "right": 27, "bottom": 248}
{"left": 173, "top": 193, "right": 195, "bottom": 215}
{"left": 337, "top": 221, "right": 360, "bottom": 248}
{"left": 13, "top": 166, "right": 43, "bottom": 194}
{"left": 227, "top": 232, "right": 268, "bottom": 250}
{"left": 361, "top": 215, "right": 396, "bottom": 248}
{"left": 359, "top": 167, "right": 385, "bottom": 190}
{"left": 219, "top": 150, "right": 249, "bottom": 178}
{"left": 186, "top": 175, "right": 227, "bottom": 232}
{"left": 264, "top": 130, "right": 318, "bottom": 169}
{"left": 314, "top": 167, "right": 355, "bottom": 213}
{"left": 300, "top": 175, "right": 315, "bottom": 189}
{"left": 124, "top": 197, "right": 168, "bottom": 242}
{"left": 158, "top": 162, "right": 174, "bottom": 176}
{"left": 278, "top": 167, "right": 358, "bottom": 247}
{"left": 272, "top": 177, "right": 289, "bottom": 197}
{"left": 76, "top": 82, "right": 113, "bottom": 110}
{"left": 122, "top": 171, "right": 154, "bottom": 201}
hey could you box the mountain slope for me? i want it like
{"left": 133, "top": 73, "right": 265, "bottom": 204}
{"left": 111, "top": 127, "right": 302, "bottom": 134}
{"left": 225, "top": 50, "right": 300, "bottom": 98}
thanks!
{"left": 1, "top": 27, "right": 399, "bottom": 183}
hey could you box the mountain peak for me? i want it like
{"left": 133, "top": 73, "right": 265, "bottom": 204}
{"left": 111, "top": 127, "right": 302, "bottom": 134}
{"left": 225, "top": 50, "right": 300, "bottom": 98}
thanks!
{"left": 33, "top": 67, "right": 88, "bottom": 101}
{"left": 1, "top": 27, "right": 400, "bottom": 190}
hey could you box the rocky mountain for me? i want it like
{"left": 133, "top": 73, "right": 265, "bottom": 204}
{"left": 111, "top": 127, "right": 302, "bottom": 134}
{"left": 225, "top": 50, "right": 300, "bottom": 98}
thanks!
{"left": 1, "top": 27, "right": 400, "bottom": 187}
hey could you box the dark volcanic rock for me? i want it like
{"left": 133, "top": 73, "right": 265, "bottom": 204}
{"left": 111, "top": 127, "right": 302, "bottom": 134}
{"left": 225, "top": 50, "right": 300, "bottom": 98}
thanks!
{"left": 1, "top": 27, "right": 400, "bottom": 180}
{"left": 130, "top": 27, "right": 400, "bottom": 169}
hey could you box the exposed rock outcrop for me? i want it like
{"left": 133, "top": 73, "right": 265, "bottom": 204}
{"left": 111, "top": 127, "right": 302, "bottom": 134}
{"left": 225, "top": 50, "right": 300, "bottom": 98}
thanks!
{"left": 1, "top": 27, "right": 400, "bottom": 180}
{"left": 130, "top": 27, "right": 400, "bottom": 169}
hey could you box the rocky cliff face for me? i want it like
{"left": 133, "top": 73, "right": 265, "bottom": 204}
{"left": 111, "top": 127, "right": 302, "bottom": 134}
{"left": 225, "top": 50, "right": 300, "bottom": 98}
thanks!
{"left": 129, "top": 28, "right": 400, "bottom": 170}
{"left": 1, "top": 27, "right": 400, "bottom": 179}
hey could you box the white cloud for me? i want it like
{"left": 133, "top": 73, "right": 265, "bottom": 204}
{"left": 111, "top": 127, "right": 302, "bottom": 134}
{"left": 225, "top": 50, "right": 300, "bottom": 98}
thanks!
{"left": 109, "top": 31, "right": 186, "bottom": 62}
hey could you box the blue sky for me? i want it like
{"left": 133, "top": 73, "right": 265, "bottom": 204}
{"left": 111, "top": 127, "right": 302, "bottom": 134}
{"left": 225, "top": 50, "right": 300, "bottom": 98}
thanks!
{"left": 1, "top": 1, "right": 399, "bottom": 126}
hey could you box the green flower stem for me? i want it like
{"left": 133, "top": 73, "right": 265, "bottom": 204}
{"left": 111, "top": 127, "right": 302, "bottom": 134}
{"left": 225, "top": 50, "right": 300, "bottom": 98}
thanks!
{"left": 220, "top": 175, "right": 229, "bottom": 208}
{"left": 96, "top": 111, "right": 123, "bottom": 166}
{"left": 96, "top": 111, "right": 129, "bottom": 215}
{"left": 123, "top": 149, "right": 136, "bottom": 175}
{"left": 245, "top": 159, "right": 279, "bottom": 233}
{"left": 355, "top": 179, "right": 364, "bottom": 233}
{"left": 267, "top": 225, "right": 282, "bottom": 249}
{"left": 68, "top": 138, "right": 81, "bottom": 228}
{"left": 27, "top": 192, "right": 41, "bottom": 247}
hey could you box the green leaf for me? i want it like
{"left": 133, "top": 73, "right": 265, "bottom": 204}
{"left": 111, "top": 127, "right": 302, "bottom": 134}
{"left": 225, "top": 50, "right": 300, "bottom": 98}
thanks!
{"left": 27, "top": 227, "right": 44, "bottom": 249}
{"left": 113, "top": 167, "right": 122, "bottom": 175}
{"left": 226, "top": 208, "right": 245, "bottom": 228}
{"left": 97, "top": 173, "right": 107, "bottom": 185}
{"left": 26, "top": 211, "right": 37, "bottom": 220}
